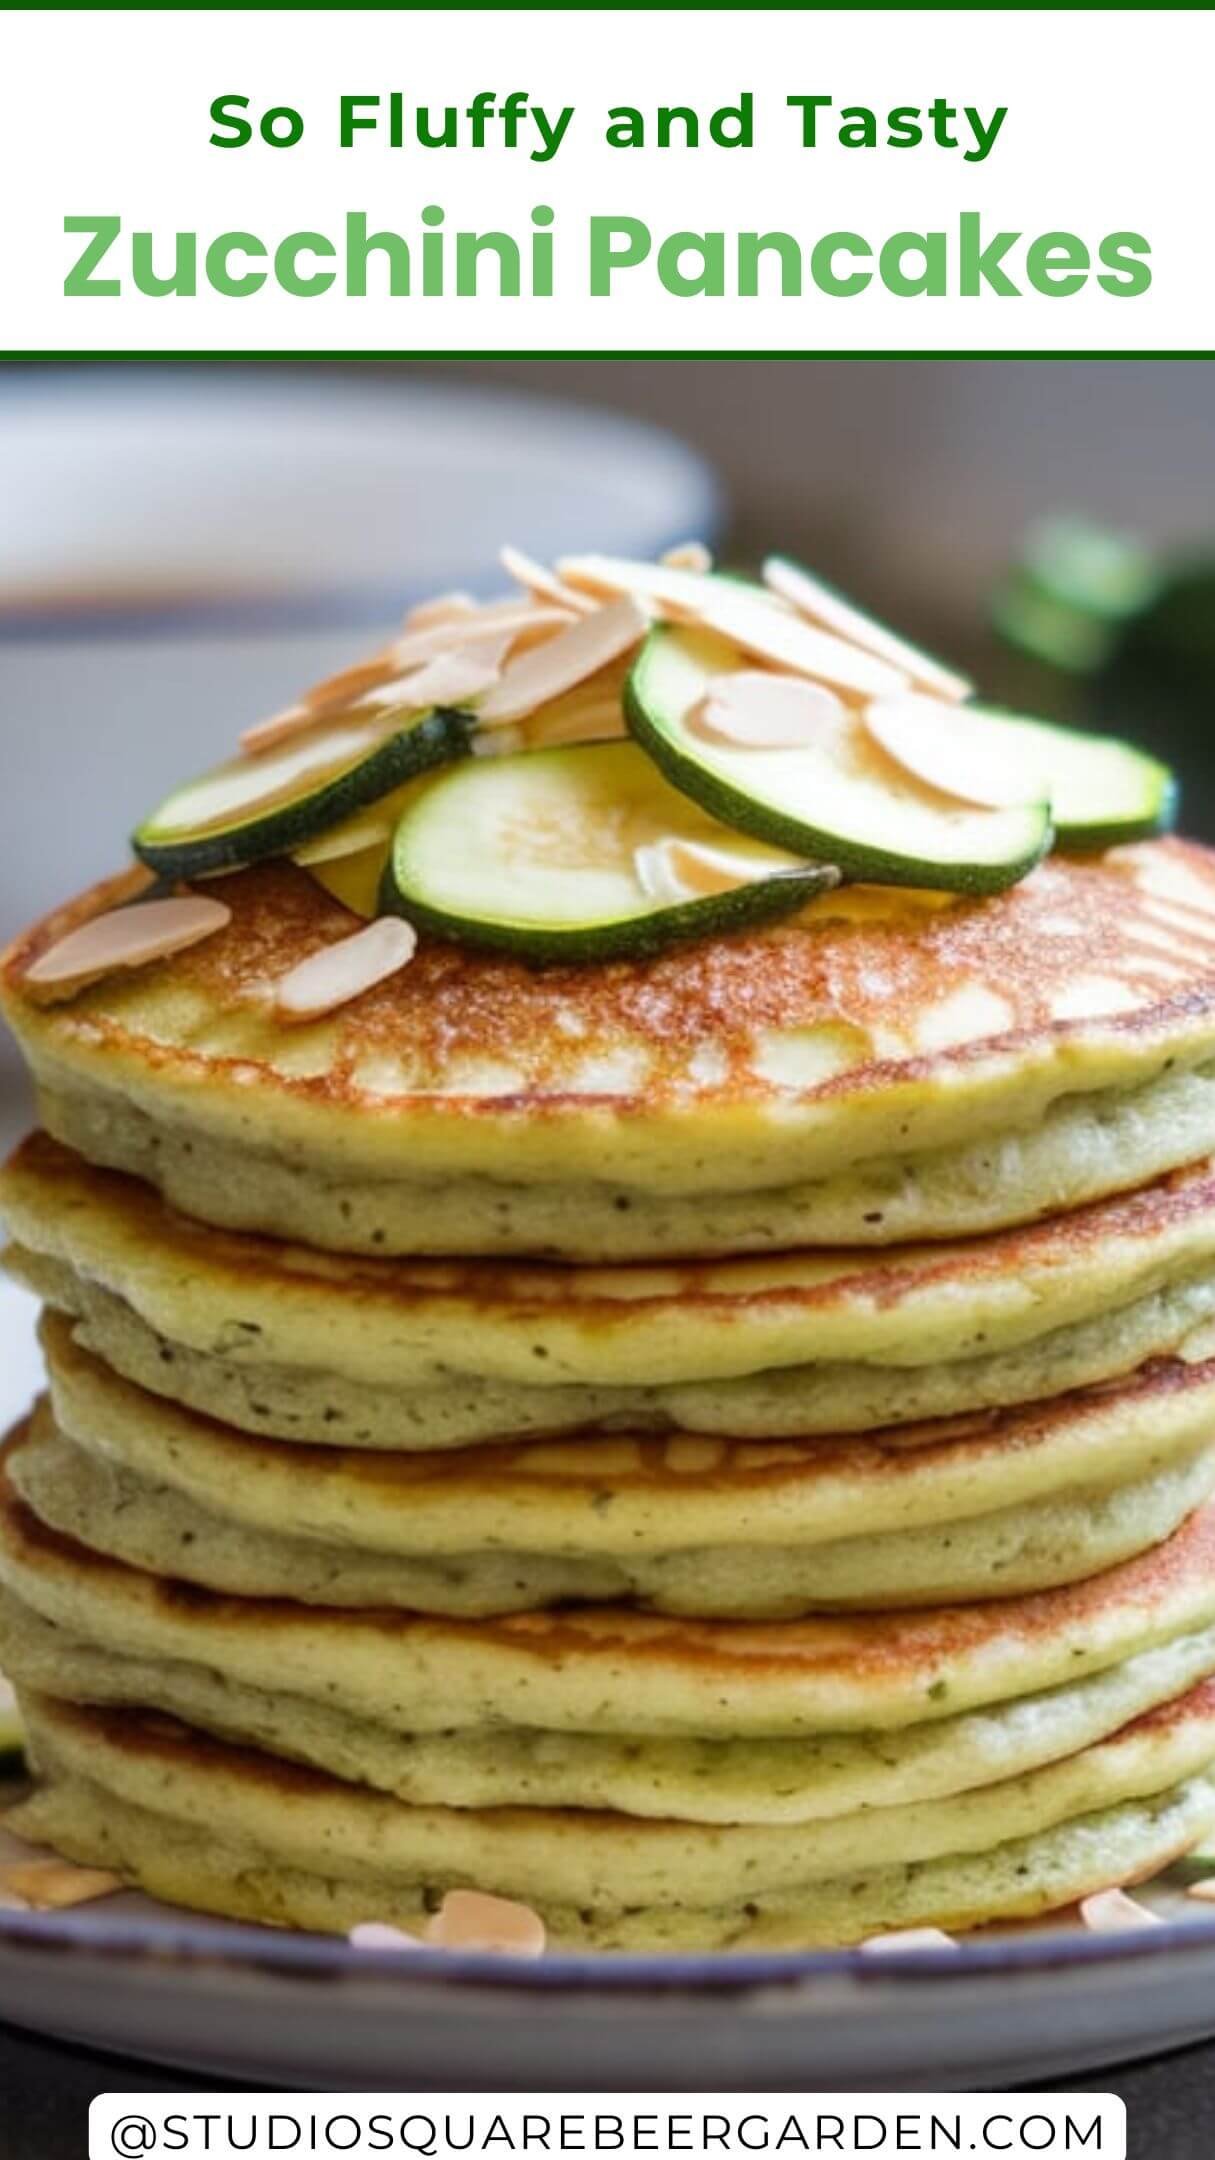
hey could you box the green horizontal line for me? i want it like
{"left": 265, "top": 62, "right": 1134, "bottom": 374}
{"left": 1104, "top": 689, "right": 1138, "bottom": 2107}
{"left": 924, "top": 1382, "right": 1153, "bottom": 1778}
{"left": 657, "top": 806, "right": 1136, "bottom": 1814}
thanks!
{"left": 4, "top": 351, "right": 1215, "bottom": 364}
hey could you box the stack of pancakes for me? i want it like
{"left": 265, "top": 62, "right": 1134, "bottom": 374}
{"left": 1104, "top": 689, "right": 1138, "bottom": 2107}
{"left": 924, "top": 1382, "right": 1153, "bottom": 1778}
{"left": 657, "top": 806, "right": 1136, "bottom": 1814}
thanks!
{"left": 6, "top": 842, "right": 1215, "bottom": 1946}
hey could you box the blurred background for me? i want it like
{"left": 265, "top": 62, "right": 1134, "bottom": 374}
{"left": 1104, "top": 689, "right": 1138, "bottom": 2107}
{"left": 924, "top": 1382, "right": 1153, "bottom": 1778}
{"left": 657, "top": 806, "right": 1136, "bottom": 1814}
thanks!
{"left": 1, "top": 356, "right": 1212, "bottom": 1134}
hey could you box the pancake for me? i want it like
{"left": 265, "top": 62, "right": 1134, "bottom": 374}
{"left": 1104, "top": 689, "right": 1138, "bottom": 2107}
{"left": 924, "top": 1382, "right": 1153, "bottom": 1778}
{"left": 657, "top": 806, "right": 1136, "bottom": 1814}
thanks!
{"left": 9, "top": 1136, "right": 1215, "bottom": 1451}
{"left": 6, "top": 842, "right": 1215, "bottom": 1262}
{"left": 27, "top": 1326, "right": 1215, "bottom": 1611}
{"left": 12, "top": 1687, "right": 1215, "bottom": 1948}
{"left": 9, "top": 1584, "right": 1215, "bottom": 1826}
{"left": 6, "top": 1450, "right": 1215, "bottom": 1739}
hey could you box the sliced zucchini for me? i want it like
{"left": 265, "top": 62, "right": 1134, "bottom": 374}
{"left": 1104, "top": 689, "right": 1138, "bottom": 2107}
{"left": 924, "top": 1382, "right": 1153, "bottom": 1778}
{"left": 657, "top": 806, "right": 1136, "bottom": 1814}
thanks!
{"left": 134, "top": 709, "right": 470, "bottom": 879}
{"left": 0, "top": 1675, "right": 23, "bottom": 1771}
{"left": 627, "top": 625, "right": 1052, "bottom": 896}
{"left": 928, "top": 706, "right": 1176, "bottom": 850}
{"left": 382, "top": 742, "right": 838, "bottom": 963}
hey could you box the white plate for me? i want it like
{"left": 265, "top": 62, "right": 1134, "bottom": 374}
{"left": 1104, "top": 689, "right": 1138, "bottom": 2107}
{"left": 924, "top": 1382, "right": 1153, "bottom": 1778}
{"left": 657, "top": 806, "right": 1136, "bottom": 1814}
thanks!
{"left": 4, "top": 1278, "right": 1215, "bottom": 2088}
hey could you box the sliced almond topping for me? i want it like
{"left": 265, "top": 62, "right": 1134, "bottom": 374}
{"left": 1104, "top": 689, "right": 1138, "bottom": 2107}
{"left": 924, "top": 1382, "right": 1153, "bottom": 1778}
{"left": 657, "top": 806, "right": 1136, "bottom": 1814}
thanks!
{"left": 1079, "top": 1888, "right": 1163, "bottom": 1933}
{"left": 525, "top": 697, "right": 628, "bottom": 750}
{"left": 275, "top": 917, "right": 418, "bottom": 1021}
{"left": 858, "top": 1927, "right": 959, "bottom": 1954}
{"left": 478, "top": 596, "right": 649, "bottom": 727}
{"left": 500, "top": 545, "right": 597, "bottom": 616}
{"left": 691, "top": 672, "right": 847, "bottom": 749}
{"left": 863, "top": 694, "right": 1046, "bottom": 809}
{"left": 557, "top": 552, "right": 714, "bottom": 617}
{"left": 558, "top": 557, "right": 910, "bottom": 701}
{"left": 242, "top": 658, "right": 401, "bottom": 753}
{"left": 23, "top": 896, "right": 232, "bottom": 1001}
{"left": 348, "top": 1920, "right": 426, "bottom": 1950}
{"left": 635, "top": 836, "right": 811, "bottom": 904}
{"left": 424, "top": 1889, "right": 546, "bottom": 1957}
{"left": 763, "top": 557, "right": 973, "bottom": 704}
{"left": 1186, "top": 1878, "right": 1215, "bottom": 1904}
{"left": 662, "top": 541, "right": 714, "bottom": 573}
{"left": 365, "top": 629, "right": 519, "bottom": 717}
{"left": 0, "top": 1859, "right": 122, "bottom": 1910}
{"left": 401, "top": 591, "right": 478, "bottom": 632}
{"left": 694, "top": 585, "right": 910, "bottom": 702}
{"left": 387, "top": 602, "right": 574, "bottom": 677}
{"left": 241, "top": 704, "right": 315, "bottom": 755}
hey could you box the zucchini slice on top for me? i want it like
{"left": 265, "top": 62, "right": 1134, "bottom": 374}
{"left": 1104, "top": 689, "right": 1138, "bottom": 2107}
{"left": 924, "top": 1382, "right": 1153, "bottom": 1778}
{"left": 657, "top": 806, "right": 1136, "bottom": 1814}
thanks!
{"left": 134, "top": 708, "right": 469, "bottom": 878}
{"left": 382, "top": 741, "right": 838, "bottom": 963}
{"left": 921, "top": 706, "right": 1176, "bottom": 850}
{"left": 627, "top": 625, "right": 1053, "bottom": 896}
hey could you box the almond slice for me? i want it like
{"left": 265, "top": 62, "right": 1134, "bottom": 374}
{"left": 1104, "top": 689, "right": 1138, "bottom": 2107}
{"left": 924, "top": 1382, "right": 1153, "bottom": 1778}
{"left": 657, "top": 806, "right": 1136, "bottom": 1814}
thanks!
{"left": 1079, "top": 1888, "right": 1162, "bottom": 1933}
{"left": 23, "top": 896, "right": 232, "bottom": 1000}
{"left": 500, "top": 545, "right": 597, "bottom": 616}
{"left": 242, "top": 658, "right": 403, "bottom": 753}
{"left": 691, "top": 672, "right": 847, "bottom": 749}
{"left": 858, "top": 1927, "right": 958, "bottom": 1955}
{"left": 478, "top": 596, "right": 649, "bottom": 726}
{"left": 424, "top": 1889, "right": 546, "bottom": 1957}
{"left": 1186, "top": 1878, "right": 1215, "bottom": 1904}
{"left": 863, "top": 694, "right": 1046, "bottom": 809}
{"left": 662, "top": 541, "right": 714, "bottom": 573}
{"left": 763, "top": 557, "right": 972, "bottom": 704}
{"left": 401, "top": 591, "right": 478, "bottom": 632}
{"left": 696, "top": 585, "right": 910, "bottom": 701}
{"left": 557, "top": 552, "right": 716, "bottom": 617}
{"left": 635, "top": 836, "right": 812, "bottom": 904}
{"left": 0, "top": 1859, "right": 122, "bottom": 1910}
{"left": 558, "top": 556, "right": 908, "bottom": 701}
{"left": 347, "top": 1920, "right": 426, "bottom": 1950}
{"left": 363, "top": 630, "right": 519, "bottom": 717}
{"left": 275, "top": 917, "right": 417, "bottom": 1021}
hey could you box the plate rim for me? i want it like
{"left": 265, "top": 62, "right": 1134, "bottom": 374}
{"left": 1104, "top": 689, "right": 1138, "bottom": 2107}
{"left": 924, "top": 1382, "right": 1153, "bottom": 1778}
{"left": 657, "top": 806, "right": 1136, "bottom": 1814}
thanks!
{"left": 4, "top": 1899, "right": 1215, "bottom": 1996}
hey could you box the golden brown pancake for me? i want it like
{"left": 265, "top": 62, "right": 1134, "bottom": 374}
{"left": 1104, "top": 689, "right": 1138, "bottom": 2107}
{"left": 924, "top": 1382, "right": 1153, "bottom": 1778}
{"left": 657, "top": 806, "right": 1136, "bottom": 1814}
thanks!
{"left": 24, "top": 1318, "right": 1215, "bottom": 1614}
{"left": 12, "top": 1682, "right": 1215, "bottom": 1948}
{"left": 6, "top": 841, "right": 1215, "bottom": 1258}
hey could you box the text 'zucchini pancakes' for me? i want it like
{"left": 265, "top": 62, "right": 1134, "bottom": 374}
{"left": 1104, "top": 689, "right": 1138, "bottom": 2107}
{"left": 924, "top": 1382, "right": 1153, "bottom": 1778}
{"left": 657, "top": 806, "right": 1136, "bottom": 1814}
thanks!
{"left": 3, "top": 542, "right": 1215, "bottom": 1950}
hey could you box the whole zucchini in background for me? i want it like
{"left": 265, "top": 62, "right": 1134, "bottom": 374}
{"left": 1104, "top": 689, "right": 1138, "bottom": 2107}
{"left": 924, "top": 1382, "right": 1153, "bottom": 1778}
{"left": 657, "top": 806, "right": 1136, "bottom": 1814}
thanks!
{"left": 994, "top": 517, "right": 1215, "bottom": 834}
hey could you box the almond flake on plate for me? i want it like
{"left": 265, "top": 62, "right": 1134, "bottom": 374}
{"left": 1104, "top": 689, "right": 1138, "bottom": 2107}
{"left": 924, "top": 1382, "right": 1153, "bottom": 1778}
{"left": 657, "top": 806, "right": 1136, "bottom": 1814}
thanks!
{"left": 424, "top": 1889, "right": 546, "bottom": 1956}
{"left": 23, "top": 896, "right": 233, "bottom": 1000}
{"left": 858, "top": 1927, "right": 958, "bottom": 1954}
{"left": 275, "top": 917, "right": 418, "bottom": 1021}
{"left": 690, "top": 672, "right": 847, "bottom": 749}
{"left": 478, "top": 596, "right": 649, "bottom": 726}
{"left": 500, "top": 545, "right": 597, "bottom": 615}
{"left": 1186, "top": 1878, "right": 1215, "bottom": 1904}
{"left": 863, "top": 694, "right": 1046, "bottom": 809}
{"left": 661, "top": 541, "right": 714, "bottom": 573}
{"left": 635, "top": 836, "right": 810, "bottom": 904}
{"left": 348, "top": 1920, "right": 426, "bottom": 1950}
{"left": 763, "top": 556, "right": 973, "bottom": 704}
{"left": 0, "top": 1859, "right": 122, "bottom": 1910}
{"left": 1079, "top": 1888, "right": 1163, "bottom": 1932}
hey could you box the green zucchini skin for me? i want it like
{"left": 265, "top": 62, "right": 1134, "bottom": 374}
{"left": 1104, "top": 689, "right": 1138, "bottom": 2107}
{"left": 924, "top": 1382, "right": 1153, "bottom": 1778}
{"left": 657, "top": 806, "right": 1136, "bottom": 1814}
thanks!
{"left": 379, "top": 739, "right": 840, "bottom": 966}
{"left": 380, "top": 854, "right": 836, "bottom": 965}
{"left": 133, "top": 709, "right": 473, "bottom": 880}
{"left": 986, "top": 720, "right": 1179, "bottom": 851}
{"left": 625, "top": 628, "right": 1052, "bottom": 899}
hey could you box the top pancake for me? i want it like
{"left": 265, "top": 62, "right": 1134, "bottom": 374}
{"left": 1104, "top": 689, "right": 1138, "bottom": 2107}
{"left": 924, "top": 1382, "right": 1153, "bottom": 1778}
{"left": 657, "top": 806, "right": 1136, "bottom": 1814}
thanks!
{"left": 6, "top": 841, "right": 1215, "bottom": 1259}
